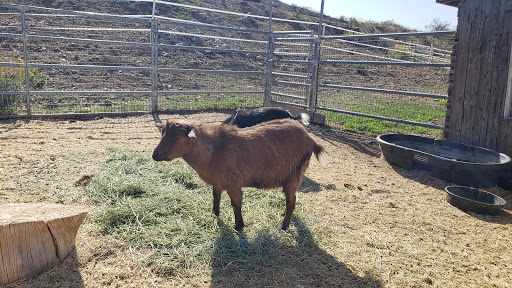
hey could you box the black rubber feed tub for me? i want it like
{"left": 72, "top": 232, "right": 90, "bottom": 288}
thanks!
{"left": 445, "top": 186, "right": 506, "bottom": 216}
{"left": 498, "top": 169, "right": 512, "bottom": 191}
{"left": 377, "top": 134, "right": 512, "bottom": 188}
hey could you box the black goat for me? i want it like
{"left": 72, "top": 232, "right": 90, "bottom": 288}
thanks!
{"left": 223, "top": 107, "right": 310, "bottom": 128}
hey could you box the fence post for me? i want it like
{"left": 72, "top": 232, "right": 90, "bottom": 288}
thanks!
{"left": 150, "top": 18, "right": 159, "bottom": 113}
{"left": 264, "top": 0, "right": 273, "bottom": 103}
{"left": 317, "top": 0, "right": 325, "bottom": 37}
{"left": 308, "top": 0, "right": 324, "bottom": 117}
{"left": 305, "top": 31, "right": 314, "bottom": 106}
{"left": 21, "top": 8, "right": 31, "bottom": 117}
{"left": 430, "top": 43, "right": 434, "bottom": 63}
{"left": 308, "top": 37, "right": 320, "bottom": 116}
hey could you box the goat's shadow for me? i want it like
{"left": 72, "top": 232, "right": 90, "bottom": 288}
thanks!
{"left": 300, "top": 176, "right": 337, "bottom": 193}
{"left": 210, "top": 218, "right": 381, "bottom": 288}
{"left": 307, "top": 124, "right": 381, "bottom": 158}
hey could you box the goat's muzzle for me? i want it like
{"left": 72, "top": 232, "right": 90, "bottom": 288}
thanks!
{"left": 152, "top": 150, "right": 164, "bottom": 161}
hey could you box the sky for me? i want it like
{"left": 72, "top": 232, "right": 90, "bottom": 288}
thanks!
{"left": 278, "top": 0, "right": 458, "bottom": 31}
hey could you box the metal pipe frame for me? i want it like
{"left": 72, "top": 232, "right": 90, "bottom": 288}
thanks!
{"left": 318, "top": 60, "right": 450, "bottom": 67}
{"left": 308, "top": 36, "right": 321, "bottom": 115}
{"left": 158, "top": 43, "right": 267, "bottom": 55}
{"left": 158, "top": 90, "right": 263, "bottom": 95}
{"left": 158, "top": 68, "right": 264, "bottom": 75}
{"left": 313, "top": 105, "right": 443, "bottom": 129}
{"left": 317, "top": 83, "right": 448, "bottom": 100}
{"left": 0, "top": 62, "right": 264, "bottom": 75}
{"left": 272, "top": 80, "right": 311, "bottom": 87}
{"left": 0, "top": 91, "right": 151, "bottom": 95}
{"left": 322, "top": 23, "right": 453, "bottom": 54}
{"left": 0, "top": 2, "right": 451, "bottom": 131}
{"left": 126, "top": 0, "right": 319, "bottom": 27}
{"left": 321, "top": 30, "right": 455, "bottom": 41}
{"left": 0, "top": 3, "right": 151, "bottom": 23}
{"left": 271, "top": 72, "right": 309, "bottom": 79}
{"left": 264, "top": 0, "right": 274, "bottom": 103}
{"left": 20, "top": 8, "right": 31, "bottom": 116}
{"left": 1, "top": 90, "right": 263, "bottom": 95}
{"left": 266, "top": 99, "right": 308, "bottom": 109}
{"left": 321, "top": 39, "right": 450, "bottom": 64}
{"left": 0, "top": 33, "right": 152, "bottom": 46}
{"left": 150, "top": 18, "right": 159, "bottom": 112}
{"left": 271, "top": 91, "right": 306, "bottom": 101}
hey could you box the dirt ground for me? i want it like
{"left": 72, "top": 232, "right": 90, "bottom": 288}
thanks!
{"left": 1, "top": 112, "right": 511, "bottom": 287}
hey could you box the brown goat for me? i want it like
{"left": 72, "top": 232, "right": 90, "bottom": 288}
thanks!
{"left": 152, "top": 118, "right": 327, "bottom": 231}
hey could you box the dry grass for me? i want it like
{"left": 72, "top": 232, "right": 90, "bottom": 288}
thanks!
{"left": 1, "top": 112, "right": 511, "bottom": 288}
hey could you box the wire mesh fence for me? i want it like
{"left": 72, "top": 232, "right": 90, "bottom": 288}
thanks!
{"left": 269, "top": 33, "right": 315, "bottom": 108}
{"left": 313, "top": 32, "right": 453, "bottom": 135}
{"left": 155, "top": 5, "right": 268, "bottom": 111}
{"left": 0, "top": 2, "right": 267, "bottom": 117}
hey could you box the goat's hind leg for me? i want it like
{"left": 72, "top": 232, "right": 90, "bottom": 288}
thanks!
{"left": 279, "top": 178, "right": 301, "bottom": 230}
{"left": 226, "top": 188, "right": 244, "bottom": 231}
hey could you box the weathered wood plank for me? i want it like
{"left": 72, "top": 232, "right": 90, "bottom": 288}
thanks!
{"left": 497, "top": 8, "right": 512, "bottom": 155}
{"left": 448, "top": 0, "right": 472, "bottom": 142}
{"left": 460, "top": 0, "right": 484, "bottom": 145}
{"left": 447, "top": 0, "right": 512, "bottom": 158}
{"left": 476, "top": 0, "right": 499, "bottom": 148}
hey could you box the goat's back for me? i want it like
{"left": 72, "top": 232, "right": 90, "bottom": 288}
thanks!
{"left": 202, "top": 119, "right": 320, "bottom": 189}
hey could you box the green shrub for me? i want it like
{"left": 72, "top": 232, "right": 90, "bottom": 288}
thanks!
{"left": 0, "top": 49, "right": 47, "bottom": 115}
{"left": 389, "top": 44, "right": 414, "bottom": 61}
{"left": 355, "top": 64, "right": 370, "bottom": 76}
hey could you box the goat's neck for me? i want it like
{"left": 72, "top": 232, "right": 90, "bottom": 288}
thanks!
{"left": 181, "top": 127, "right": 214, "bottom": 177}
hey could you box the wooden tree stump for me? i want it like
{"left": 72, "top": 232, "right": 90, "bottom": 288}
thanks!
{"left": 0, "top": 203, "right": 88, "bottom": 285}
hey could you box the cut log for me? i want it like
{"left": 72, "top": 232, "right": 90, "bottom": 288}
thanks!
{"left": 0, "top": 203, "right": 88, "bottom": 285}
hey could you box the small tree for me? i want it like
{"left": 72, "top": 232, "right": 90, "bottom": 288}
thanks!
{"left": 425, "top": 17, "right": 453, "bottom": 31}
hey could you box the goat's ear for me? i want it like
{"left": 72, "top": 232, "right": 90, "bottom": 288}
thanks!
{"left": 185, "top": 125, "right": 196, "bottom": 138}
{"left": 187, "top": 128, "right": 196, "bottom": 138}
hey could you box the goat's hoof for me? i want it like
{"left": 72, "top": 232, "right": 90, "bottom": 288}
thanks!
{"left": 277, "top": 223, "right": 289, "bottom": 230}
{"left": 234, "top": 225, "right": 244, "bottom": 232}
{"left": 213, "top": 209, "right": 220, "bottom": 216}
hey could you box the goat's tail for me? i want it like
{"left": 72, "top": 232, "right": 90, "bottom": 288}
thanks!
{"left": 313, "top": 142, "right": 328, "bottom": 167}
{"left": 293, "top": 113, "right": 310, "bottom": 125}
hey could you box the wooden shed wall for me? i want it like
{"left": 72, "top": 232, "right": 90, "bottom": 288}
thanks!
{"left": 443, "top": 0, "right": 512, "bottom": 156}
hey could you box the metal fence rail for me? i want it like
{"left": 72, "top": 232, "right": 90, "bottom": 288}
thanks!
{"left": 265, "top": 27, "right": 454, "bottom": 133}
{"left": 0, "top": 1, "right": 455, "bottom": 135}
{"left": 314, "top": 32, "right": 453, "bottom": 131}
{"left": 0, "top": 2, "right": 267, "bottom": 117}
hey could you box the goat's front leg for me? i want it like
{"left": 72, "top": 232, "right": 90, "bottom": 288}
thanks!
{"left": 226, "top": 188, "right": 244, "bottom": 231}
{"left": 212, "top": 187, "right": 222, "bottom": 216}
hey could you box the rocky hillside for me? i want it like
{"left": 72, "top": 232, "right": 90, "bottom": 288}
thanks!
{"left": 6, "top": 0, "right": 413, "bottom": 34}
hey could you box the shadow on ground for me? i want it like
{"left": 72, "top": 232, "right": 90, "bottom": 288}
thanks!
{"left": 5, "top": 251, "right": 84, "bottom": 288}
{"left": 389, "top": 164, "right": 512, "bottom": 225}
{"left": 300, "top": 176, "right": 337, "bottom": 193}
{"left": 307, "top": 124, "right": 381, "bottom": 158}
{"left": 210, "top": 218, "right": 381, "bottom": 288}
